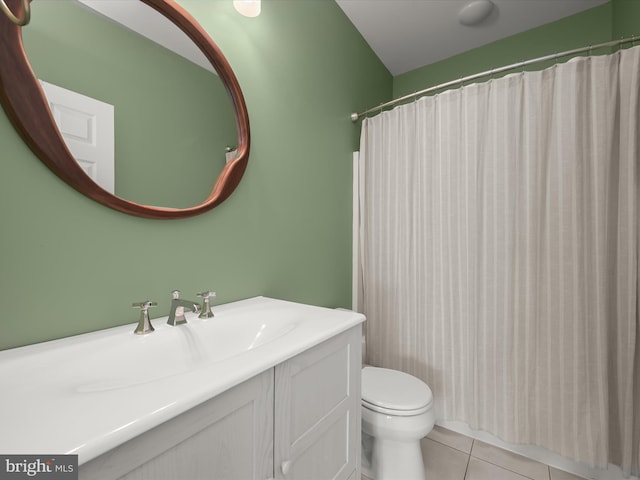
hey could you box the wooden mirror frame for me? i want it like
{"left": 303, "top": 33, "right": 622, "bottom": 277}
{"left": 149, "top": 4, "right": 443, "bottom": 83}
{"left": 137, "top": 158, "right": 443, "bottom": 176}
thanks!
{"left": 0, "top": 0, "right": 250, "bottom": 219}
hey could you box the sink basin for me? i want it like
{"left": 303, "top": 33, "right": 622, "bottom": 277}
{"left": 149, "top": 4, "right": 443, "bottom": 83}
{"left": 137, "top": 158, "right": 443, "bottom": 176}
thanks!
{"left": 75, "top": 313, "right": 299, "bottom": 392}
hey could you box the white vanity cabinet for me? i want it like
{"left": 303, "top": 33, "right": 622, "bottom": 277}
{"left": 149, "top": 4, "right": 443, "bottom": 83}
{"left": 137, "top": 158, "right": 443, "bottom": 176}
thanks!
{"left": 79, "top": 325, "right": 361, "bottom": 480}
{"left": 274, "top": 326, "right": 361, "bottom": 480}
{"left": 80, "top": 369, "right": 274, "bottom": 480}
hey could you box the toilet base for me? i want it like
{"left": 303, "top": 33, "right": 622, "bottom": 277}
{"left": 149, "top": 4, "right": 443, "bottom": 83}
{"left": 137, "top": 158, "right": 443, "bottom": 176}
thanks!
{"left": 361, "top": 431, "right": 426, "bottom": 480}
{"left": 361, "top": 431, "right": 374, "bottom": 479}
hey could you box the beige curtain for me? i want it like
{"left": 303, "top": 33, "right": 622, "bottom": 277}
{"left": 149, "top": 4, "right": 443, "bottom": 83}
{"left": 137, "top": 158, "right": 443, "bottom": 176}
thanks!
{"left": 358, "top": 46, "right": 640, "bottom": 475}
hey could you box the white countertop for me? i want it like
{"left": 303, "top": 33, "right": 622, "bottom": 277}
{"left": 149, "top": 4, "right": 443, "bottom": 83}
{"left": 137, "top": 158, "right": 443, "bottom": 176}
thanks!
{"left": 0, "top": 296, "right": 364, "bottom": 464}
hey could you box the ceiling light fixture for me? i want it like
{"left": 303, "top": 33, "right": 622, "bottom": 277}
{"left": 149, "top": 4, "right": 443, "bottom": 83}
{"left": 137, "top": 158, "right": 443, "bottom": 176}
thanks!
{"left": 458, "top": 0, "right": 495, "bottom": 26}
{"left": 233, "top": 0, "right": 261, "bottom": 17}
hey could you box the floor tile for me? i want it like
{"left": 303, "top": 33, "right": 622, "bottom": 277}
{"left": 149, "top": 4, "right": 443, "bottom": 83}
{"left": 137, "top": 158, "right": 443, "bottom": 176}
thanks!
{"left": 549, "top": 467, "right": 586, "bottom": 480}
{"left": 471, "top": 440, "right": 549, "bottom": 480}
{"left": 421, "top": 437, "right": 469, "bottom": 480}
{"left": 466, "top": 457, "right": 533, "bottom": 480}
{"left": 427, "top": 426, "right": 474, "bottom": 454}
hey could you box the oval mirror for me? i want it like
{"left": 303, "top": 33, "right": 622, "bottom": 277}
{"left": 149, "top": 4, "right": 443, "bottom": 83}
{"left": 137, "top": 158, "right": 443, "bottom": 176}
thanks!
{"left": 0, "top": 0, "right": 250, "bottom": 219}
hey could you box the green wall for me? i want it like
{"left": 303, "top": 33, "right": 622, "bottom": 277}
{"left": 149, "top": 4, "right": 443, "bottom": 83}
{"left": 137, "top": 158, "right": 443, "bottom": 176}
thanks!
{"left": 0, "top": 0, "right": 390, "bottom": 350}
{"left": 393, "top": 3, "right": 614, "bottom": 98}
{"left": 613, "top": 0, "right": 640, "bottom": 38}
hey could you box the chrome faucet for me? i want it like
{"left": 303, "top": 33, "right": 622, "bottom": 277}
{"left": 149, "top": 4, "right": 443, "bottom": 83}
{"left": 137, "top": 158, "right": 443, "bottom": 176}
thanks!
{"left": 167, "top": 290, "right": 200, "bottom": 326}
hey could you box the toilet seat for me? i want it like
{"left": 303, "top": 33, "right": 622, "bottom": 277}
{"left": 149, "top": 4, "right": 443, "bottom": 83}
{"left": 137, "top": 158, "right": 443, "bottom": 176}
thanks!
{"left": 362, "top": 367, "right": 433, "bottom": 417}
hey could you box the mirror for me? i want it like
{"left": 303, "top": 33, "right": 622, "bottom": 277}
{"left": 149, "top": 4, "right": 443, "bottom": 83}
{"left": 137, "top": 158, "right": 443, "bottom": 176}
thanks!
{"left": 24, "top": 0, "right": 239, "bottom": 208}
{"left": 0, "top": 0, "right": 250, "bottom": 219}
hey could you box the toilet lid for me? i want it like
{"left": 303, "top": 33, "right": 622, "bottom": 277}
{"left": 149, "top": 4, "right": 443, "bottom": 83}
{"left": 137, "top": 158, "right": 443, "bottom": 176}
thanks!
{"left": 362, "top": 367, "right": 433, "bottom": 415}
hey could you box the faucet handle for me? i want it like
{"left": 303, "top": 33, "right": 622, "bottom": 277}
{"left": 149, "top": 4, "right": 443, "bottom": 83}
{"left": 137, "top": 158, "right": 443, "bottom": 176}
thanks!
{"left": 132, "top": 301, "right": 157, "bottom": 335}
{"left": 197, "top": 291, "right": 216, "bottom": 298}
{"left": 133, "top": 300, "right": 157, "bottom": 309}
{"left": 197, "top": 291, "right": 216, "bottom": 318}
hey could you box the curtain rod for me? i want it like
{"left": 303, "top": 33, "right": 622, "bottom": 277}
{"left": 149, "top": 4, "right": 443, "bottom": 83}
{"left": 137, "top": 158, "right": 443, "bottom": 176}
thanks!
{"left": 351, "top": 35, "right": 638, "bottom": 122}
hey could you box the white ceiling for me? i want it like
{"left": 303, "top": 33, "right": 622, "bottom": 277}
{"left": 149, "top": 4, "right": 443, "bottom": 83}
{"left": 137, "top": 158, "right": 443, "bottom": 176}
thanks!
{"left": 334, "top": 0, "right": 609, "bottom": 76}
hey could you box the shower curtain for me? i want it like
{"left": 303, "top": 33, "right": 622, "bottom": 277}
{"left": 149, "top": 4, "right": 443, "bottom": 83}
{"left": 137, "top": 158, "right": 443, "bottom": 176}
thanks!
{"left": 358, "top": 46, "right": 640, "bottom": 475}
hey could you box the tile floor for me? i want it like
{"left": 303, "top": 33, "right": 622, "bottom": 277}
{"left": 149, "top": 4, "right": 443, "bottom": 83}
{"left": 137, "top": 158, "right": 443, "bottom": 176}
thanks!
{"left": 364, "top": 426, "right": 587, "bottom": 480}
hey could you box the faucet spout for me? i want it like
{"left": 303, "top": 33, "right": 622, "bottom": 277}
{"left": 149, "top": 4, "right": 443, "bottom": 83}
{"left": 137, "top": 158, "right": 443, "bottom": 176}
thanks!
{"left": 167, "top": 290, "right": 200, "bottom": 326}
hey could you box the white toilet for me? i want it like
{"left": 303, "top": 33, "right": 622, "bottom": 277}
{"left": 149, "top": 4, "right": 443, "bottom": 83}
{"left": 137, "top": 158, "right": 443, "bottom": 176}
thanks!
{"left": 361, "top": 366, "right": 435, "bottom": 480}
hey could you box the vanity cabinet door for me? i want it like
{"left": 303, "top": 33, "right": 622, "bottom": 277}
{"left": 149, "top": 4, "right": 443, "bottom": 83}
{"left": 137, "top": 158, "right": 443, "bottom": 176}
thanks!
{"left": 274, "top": 325, "right": 361, "bottom": 480}
{"left": 79, "top": 369, "right": 274, "bottom": 480}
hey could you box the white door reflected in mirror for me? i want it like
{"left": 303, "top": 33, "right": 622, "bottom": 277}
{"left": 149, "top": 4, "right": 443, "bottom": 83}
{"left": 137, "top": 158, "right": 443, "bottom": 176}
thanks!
{"left": 39, "top": 80, "right": 115, "bottom": 193}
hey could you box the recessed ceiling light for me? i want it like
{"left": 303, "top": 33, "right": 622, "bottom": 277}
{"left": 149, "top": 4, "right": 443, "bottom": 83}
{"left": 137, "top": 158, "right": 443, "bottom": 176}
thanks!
{"left": 233, "top": 0, "right": 261, "bottom": 17}
{"left": 458, "top": 0, "right": 495, "bottom": 26}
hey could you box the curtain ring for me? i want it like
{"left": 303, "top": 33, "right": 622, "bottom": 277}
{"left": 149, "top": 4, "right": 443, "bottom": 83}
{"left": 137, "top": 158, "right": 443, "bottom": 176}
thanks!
{"left": 0, "top": 0, "right": 31, "bottom": 26}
